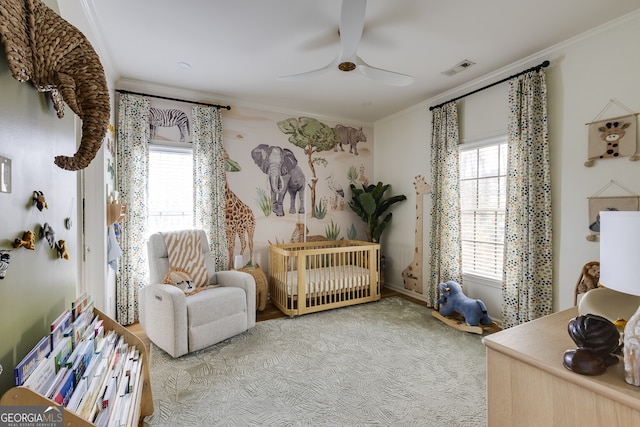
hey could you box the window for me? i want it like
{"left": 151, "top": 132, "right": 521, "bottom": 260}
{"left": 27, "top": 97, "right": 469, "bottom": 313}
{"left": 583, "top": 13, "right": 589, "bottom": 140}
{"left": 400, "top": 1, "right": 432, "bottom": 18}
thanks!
{"left": 459, "top": 136, "right": 507, "bottom": 281}
{"left": 148, "top": 142, "right": 193, "bottom": 236}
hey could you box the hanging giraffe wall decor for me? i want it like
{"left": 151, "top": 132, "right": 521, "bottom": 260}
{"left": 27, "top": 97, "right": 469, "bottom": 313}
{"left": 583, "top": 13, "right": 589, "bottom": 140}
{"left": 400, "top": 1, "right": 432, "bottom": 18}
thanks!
{"left": 584, "top": 100, "right": 639, "bottom": 166}
{"left": 402, "top": 175, "right": 431, "bottom": 293}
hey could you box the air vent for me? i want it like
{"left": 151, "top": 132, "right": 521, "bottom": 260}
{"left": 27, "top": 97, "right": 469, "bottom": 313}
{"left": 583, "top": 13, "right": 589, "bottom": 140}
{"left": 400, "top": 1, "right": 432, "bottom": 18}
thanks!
{"left": 441, "top": 59, "right": 476, "bottom": 76}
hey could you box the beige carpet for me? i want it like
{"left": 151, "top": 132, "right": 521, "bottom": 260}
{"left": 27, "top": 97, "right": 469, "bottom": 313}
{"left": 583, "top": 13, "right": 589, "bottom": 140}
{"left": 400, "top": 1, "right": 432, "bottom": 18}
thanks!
{"left": 144, "top": 297, "right": 487, "bottom": 426}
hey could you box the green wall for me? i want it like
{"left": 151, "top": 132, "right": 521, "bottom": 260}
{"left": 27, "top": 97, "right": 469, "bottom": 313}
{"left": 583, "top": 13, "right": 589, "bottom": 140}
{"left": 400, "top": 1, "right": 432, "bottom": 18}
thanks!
{"left": 0, "top": 45, "right": 79, "bottom": 395}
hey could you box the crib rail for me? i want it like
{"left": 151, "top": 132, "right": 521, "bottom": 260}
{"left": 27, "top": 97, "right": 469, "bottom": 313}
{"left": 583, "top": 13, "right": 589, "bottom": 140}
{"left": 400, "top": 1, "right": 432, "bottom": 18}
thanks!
{"left": 268, "top": 240, "right": 381, "bottom": 316}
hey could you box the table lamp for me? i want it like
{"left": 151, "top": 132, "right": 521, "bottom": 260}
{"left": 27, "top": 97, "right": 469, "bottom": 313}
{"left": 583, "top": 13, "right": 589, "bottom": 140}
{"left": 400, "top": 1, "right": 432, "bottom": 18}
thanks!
{"left": 578, "top": 218, "right": 640, "bottom": 326}
{"left": 599, "top": 210, "right": 640, "bottom": 386}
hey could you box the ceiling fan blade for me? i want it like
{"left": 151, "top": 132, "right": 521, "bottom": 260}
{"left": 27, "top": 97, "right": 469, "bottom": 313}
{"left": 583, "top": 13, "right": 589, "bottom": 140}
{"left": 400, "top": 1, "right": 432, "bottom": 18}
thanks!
{"left": 356, "top": 56, "right": 414, "bottom": 86}
{"left": 338, "top": 0, "right": 366, "bottom": 62}
{"left": 277, "top": 59, "right": 335, "bottom": 81}
{"left": 278, "top": 0, "right": 413, "bottom": 86}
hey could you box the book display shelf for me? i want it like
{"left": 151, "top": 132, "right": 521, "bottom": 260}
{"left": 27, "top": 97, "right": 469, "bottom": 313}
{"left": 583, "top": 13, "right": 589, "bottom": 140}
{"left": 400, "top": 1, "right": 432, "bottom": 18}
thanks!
{"left": 1, "top": 297, "right": 153, "bottom": 427}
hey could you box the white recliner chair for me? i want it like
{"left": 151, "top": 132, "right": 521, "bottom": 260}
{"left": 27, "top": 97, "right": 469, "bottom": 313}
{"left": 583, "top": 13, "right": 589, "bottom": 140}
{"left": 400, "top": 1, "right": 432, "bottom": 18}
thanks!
{"left": 139, "top": 230, "right": 256, "bottom": 357}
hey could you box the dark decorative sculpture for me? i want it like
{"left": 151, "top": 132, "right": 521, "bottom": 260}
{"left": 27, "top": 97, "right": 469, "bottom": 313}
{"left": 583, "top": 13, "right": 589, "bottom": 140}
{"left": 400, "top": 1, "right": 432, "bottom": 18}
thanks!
{"left": 563, "top": 313, "right": 621, "bottom": 376}
{"left": 0, "top": 0, "right": 110, "bottom": 171}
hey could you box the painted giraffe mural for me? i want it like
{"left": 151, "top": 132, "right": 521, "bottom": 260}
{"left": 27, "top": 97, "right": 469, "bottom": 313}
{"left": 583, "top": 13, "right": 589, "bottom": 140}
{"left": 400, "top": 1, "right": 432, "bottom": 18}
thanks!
{"left": 224, "top": 179, "right": 255, "bottom": 270}
{"left": 402, "top": 175, "right": 431, "bottom": 293}
{"left": 223, "top": 151, "right": 255, "bottom": 270}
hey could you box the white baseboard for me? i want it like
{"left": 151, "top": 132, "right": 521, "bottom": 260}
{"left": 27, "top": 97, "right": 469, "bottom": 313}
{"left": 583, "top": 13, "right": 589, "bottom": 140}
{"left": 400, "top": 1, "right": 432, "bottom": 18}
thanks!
{"left": 384, "top": 283, "right": 428, "bottom": 303}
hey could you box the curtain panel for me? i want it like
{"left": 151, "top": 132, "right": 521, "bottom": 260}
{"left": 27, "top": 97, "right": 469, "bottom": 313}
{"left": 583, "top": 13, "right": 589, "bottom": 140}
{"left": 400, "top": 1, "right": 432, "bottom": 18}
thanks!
{"left": 192, "top": 106, "right": 227, "bottom": 271}
{"left": 115, "top": 93, "right": 150, "bottom": 325}
{"left": 502, "top": 69, "right": 553, "bottom": 328}
{"left": 428, "top": 102, "right": 462, "bottom": 308}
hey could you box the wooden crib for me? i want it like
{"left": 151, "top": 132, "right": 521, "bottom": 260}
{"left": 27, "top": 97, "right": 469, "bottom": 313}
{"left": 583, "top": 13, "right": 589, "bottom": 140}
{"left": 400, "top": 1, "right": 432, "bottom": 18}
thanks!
{"left": 268, "top": 240, "right": 381, "bottom": 316}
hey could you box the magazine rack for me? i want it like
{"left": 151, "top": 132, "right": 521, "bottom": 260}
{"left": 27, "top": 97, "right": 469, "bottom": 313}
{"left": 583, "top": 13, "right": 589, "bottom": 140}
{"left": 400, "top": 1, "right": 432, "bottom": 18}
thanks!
{"left": 0, "top": 308, "right": 154, "bottom": 426}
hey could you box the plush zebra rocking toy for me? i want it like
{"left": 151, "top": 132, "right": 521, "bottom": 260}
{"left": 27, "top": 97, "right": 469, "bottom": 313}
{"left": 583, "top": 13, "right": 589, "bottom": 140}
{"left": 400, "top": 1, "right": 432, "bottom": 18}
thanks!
{"left": 432, "top": 280, "right": 493, "bottom": 334}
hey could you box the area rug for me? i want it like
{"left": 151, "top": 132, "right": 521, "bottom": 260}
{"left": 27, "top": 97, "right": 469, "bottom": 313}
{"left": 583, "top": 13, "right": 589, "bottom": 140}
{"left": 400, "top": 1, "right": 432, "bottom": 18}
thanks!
{"left": 144, "top": 297, "right": 487, "bottom": 426}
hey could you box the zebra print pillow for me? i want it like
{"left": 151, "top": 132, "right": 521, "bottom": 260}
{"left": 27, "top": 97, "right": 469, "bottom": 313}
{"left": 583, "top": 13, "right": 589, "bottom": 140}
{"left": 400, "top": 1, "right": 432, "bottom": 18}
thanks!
{"left": 161, "top": 230, "right": 209, "bottom": 288}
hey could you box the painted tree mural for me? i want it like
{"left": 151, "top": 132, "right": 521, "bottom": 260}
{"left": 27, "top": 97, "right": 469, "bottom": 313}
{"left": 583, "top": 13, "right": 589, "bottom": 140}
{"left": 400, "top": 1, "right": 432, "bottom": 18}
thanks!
{"left": 277, "top": 117, "right": 337, "bottom": 218}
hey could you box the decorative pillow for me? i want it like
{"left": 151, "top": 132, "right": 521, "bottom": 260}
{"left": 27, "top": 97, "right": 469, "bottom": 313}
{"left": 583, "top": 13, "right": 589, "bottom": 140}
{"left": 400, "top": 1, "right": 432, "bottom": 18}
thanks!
{"left": 162, "top": 268, "right": 200, "bottom": 296}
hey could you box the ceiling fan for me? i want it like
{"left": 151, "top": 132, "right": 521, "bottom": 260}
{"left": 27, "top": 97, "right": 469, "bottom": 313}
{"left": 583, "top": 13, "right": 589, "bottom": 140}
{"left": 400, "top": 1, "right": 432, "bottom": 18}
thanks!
{"left": 278, "top": 0, "right": 414, "bottom": 87}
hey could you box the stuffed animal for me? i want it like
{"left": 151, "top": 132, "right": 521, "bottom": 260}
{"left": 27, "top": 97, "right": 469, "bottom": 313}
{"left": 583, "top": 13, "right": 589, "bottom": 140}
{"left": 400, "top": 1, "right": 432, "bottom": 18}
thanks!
{"left": 577, "top": 262, "right": 600, "bottom": 294}
{"left": 33, "top": 190, "right": 48, "bottom": 211}
{"left": 56, "top": 239, "right": 70, "bottom": 260}
{"left": 41, "top": 222, "right": 56, "bottom": 249}
{"left": 437, "top": 280, "right": 492, "bottom": 326}
{"left": 0, "top": 251, "right": 10, "bottom": 279}
{"left": 13, "top": 230, "right": 35, "bottom": 250}
{"left": 163, "top": 268, "right": 199, "bottom": 295}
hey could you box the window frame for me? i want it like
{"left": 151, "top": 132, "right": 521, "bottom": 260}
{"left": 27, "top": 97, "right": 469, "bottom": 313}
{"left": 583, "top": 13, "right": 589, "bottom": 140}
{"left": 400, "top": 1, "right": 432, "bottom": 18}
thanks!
{"left": 459, "top": 134, "right": 508, "bottom": 287}
{"left": 147, "top": 140, "right": 194, "bottom": 237}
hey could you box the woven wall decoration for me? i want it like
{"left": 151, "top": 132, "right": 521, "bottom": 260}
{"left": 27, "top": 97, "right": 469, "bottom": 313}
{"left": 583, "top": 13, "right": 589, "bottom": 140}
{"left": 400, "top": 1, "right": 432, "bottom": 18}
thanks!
{"left": 586, "top": 181, "right": 639, "bottom": 241}
{"left": 0, "top": 0, "right": 110, "bottom": 171}
{"left": 584, "top": 100, "right": 639, "bottom": 167}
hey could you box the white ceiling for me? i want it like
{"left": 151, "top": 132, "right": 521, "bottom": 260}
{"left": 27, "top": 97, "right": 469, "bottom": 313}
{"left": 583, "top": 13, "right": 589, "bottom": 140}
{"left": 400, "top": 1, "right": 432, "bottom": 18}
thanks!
{"left": 71, "top": 0, "right": 640, "bottom": 123}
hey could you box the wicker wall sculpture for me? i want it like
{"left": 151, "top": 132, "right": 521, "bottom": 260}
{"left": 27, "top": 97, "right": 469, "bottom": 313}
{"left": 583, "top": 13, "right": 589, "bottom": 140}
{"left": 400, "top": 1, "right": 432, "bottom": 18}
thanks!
{"left": 0, "top": 0, "right": 110, "bottom": 171}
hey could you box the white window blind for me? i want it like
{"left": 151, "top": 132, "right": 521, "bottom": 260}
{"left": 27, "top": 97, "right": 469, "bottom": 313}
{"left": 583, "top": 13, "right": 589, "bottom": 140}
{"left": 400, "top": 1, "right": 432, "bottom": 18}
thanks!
{"left": 459, "top": 137, "right": 507, "bottom": 280}
{"left": 148, "top": 143, "right": 193, "bottom": 236}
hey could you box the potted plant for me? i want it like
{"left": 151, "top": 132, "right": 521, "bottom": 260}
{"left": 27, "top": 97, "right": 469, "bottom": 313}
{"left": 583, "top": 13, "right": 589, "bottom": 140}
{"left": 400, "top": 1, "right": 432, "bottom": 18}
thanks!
{"left": 348, "top": 181, "right": 407, "bottom": 243}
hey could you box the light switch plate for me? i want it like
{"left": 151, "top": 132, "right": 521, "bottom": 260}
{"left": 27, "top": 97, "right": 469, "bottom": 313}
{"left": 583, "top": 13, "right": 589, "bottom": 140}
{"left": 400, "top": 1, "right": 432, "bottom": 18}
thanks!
{"left": 0, "top": 155, "right": 10, "bottom": 193}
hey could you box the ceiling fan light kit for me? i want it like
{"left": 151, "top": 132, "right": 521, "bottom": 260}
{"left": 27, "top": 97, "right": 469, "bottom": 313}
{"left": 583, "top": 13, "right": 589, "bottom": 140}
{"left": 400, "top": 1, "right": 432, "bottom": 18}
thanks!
{"left": 279, "top": 0, "right": 414, "bottom": 86}
{"left": 339, "top": 61, "right": 357, "bottom": 72}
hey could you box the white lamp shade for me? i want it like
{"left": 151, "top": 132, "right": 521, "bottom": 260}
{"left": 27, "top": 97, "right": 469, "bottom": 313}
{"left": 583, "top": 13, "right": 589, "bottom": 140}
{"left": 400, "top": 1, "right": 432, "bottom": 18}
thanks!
{"left": 599, "top": 210, "right": 640, "bottom": 297}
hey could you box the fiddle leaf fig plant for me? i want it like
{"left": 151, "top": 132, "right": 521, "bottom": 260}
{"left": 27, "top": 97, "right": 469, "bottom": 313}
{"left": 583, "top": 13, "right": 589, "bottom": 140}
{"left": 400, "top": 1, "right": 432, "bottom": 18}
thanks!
{"left": 348, "top": 182, "right": 407, "bottom": 243}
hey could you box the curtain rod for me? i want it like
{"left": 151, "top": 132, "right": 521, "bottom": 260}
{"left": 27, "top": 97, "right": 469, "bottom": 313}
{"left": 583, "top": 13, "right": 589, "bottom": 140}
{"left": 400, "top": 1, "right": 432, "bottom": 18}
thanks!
{"left": 429, "top": 60, "right": 550, "bottom": 111}
{"left": 115, "top": 89, "right": 231, "bottom": 110}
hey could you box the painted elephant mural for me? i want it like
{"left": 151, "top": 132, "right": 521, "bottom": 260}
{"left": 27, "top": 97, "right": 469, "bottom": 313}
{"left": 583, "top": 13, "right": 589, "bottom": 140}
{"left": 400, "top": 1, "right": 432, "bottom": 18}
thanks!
{"left": 0, "top": 0, "right": 110, "bottom": 171}
{"left": 333, "top": 124, "right": 367, "bottom": 155}
{"left": 251, "top": 144, "right": 305, "bottom": 217}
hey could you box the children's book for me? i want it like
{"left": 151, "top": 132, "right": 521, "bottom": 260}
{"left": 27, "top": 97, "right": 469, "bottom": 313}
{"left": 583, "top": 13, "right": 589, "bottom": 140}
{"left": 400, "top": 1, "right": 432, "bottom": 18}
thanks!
{"left": 51, "top": 335, "right": 73, "bottom": 373}
{"left": 22, "top": 354, "right": 56, "bottom": 395}
{"left": 52, "top": 368, "right": 75, "bottom": 406}
{"left": 50, "top": 310, "right": 72, "bottom": 351}
{"left": 14, "top": 335, "right": 50, "bottom": 386}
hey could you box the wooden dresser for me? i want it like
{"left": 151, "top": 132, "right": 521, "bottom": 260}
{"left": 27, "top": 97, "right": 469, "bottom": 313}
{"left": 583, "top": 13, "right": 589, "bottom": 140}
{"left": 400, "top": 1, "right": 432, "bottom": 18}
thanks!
{"left": 482, "top": 307, "right": 640, "bottom": 426}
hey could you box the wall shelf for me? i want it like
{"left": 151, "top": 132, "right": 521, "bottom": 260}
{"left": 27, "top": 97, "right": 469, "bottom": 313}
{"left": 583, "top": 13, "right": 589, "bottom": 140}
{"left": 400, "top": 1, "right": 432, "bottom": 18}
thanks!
{"left": 107, "top": 203, "right": 126, "bottom": 226}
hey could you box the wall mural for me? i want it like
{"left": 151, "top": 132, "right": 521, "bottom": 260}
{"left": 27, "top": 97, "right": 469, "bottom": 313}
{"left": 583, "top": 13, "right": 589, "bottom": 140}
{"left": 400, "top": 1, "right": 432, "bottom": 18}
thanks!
{"left": 250, "top": 144, "right": 306, "bottom": 217}
{"left": 224, "top": 175, "right": 256, "bottom": 270}
{"left": 333, "top": 124, "right": 367, "bottom": 155}
{"left": 145, "top": 101, "right": 373, "bottom": 268}
{"left": 148, "top": 100, "right": 193, "bottom": 143}
{"left": 223, "top": 107, "right": 373, "bottom": 267}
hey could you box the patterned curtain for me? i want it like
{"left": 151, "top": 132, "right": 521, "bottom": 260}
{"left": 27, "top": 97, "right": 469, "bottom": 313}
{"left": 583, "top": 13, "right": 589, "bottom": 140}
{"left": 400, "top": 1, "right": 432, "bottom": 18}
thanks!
{"left": 192, "top": 106, "right": 227, "bottom": 271}
{"left": 502, "top": 69, "right": 553, "bottom": 328}
{"left": 115, "top": 93, "right": 150, "bottom": 325}
{"left": 428, "top": 102, "right": 462, "bottom": 307}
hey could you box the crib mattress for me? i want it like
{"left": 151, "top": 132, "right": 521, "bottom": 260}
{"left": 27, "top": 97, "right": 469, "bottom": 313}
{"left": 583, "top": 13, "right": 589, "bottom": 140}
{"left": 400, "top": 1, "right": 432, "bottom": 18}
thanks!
{"left": 281, "top": 265, "right": 374, "bottom": 296}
